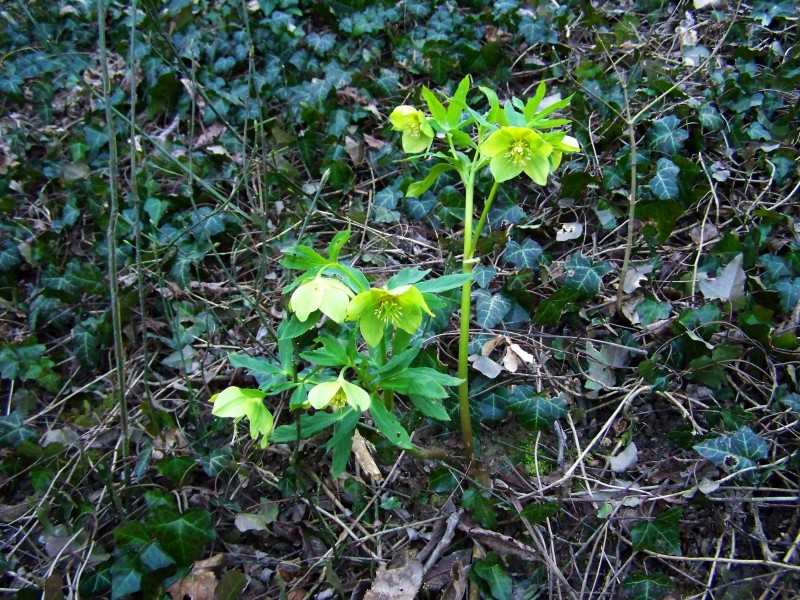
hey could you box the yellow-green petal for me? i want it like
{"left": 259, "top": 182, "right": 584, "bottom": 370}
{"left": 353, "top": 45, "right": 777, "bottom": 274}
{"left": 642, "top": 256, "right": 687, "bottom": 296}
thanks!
{"left": 320, "top": 285, "right": 351, "bottom": 323}
{"left": 522, "top": 156, "right": 550, "bottom": 185}
{"left": 389, "top": 105, "right": 420, "bottom": 130}
{"left": 480, "top": 128, "right": 515, "bottom": 158}
{"left": 247, "top": 402, "right": 273, "bottom": 441}
{"left": 341, "top": 380, "right": 372, "bottom": 411}
{"left": 401, "top": 129, "right": 433, "bottom": 154}
{"left": 290, "top": 280, "right": 323, "bottom": 321}
{"left": 347, "top": 291, "right": 379, "bottom": 320}
{"left": 394, "top": 303, "right": 423, "bottom": 334}
{"left": 489, "top": 154, "right": 523, "bottom": 182}
{"left": 212, "top": 387, "right": 266, "bottom": 418}
{"left": 360, "top": 311, "right": 386, "bottom": 347}
{"left": 308, "top": 380, "right": 343, "bottom": 409}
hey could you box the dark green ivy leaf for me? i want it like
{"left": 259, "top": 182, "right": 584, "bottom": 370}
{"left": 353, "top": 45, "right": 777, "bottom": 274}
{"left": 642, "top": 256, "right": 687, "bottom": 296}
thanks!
{"left": 563, "top": 254, "right": 612, "bottom": 297}
{"left": 630, "top": 508, "right": 682, "bottom": 555}
{"left": 148, "top": 507, "right": 216, "bottom": 566}
{"left": 647, "top": 158, "right": 680, "bottom": 200}
{"left": 623, "top": 571, "right": 674, "bottom": 600}
{"left": 648, "top": 115, "right": 689, "bottom": 155}
{"left": 503, "top": 238, "right": 543, "bottom": 270}
{"left": 0, "top": 411, "right": 37, "bottom": 448}
{"left": 461, "top": 487, "right": 497, "bottom": 529}
{"left": 506, "top": 386, "right": 567, "bottom": 431}
{"left": 474, "top": 289, "right": 512, "bottom": 329}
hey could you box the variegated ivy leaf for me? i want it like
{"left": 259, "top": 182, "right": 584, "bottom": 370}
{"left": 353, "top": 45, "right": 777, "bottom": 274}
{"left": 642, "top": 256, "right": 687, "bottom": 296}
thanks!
{"left": 647, "top": 158, "right": 680, "bottom": 200}
{"left": 506, "top": 385, "right": 567, "bottom": 431}
{"left": 473, "top": 289, "right": 512, "bottom": 329}
{"left": 503, "top": 238, "right": 543, "bottom": 270}
{"left": 648, "top": 114, "right": 689, "bottom": 155}
{"left": 693, "top": 426, "right": 768, "bottom": 481}
{"left": 698, "top": 103, "right": 725, "bottom": 131}
{"left": 563, "top": 253, "right": 613, "bottom": 298}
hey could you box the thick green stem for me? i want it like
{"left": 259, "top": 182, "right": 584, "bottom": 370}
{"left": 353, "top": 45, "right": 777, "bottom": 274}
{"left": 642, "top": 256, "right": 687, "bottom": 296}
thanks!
{"left": 379, "top": 334, "right": 394, "bottom": 410}
{"left": 458, "top": 171, "right": 476, "bottom": 463}
{"left": 468, "top": 180, "right": 499, "bottom": 259}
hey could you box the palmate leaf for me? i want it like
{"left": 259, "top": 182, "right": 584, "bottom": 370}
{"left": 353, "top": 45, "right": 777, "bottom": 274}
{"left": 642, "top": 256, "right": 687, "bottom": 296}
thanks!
{"left": 694, "top": 426, "right": 768, "bottom": 481}
{"left": 563, "top": 254, "right": 612, "bottom": 298}
{"left": 698, "top": 103, "right": 725, "bottom": 131}
{"left": 631, "top": 508, "right": 682, "bottom": 555}
{"left": 110, "top": 557, "right": 142, "bottom": 600}
{"left": 506, "top": 386, "right": 566, "bottom": 431}
{"left": 647, "top": 158, "right": 680, "bottom": 200}
{"left": 474, "top": 289, "right": 512, "bottom": 329}
{"left": 780, "top": 393, "right": 800, "bottom": 413}
{"left": 774, "top": 277, "right": 800, "bottom": 313}
{"left": 636, "top": 298, "right": 671, "bottom": 326}
{"left": 648, "top": 115, "right": 689, "bottom": 155}
{"left": 534, "top": 287, "right": 581, "bottom": 325}
{"left": 0, "top": 411, "right": 37, "bottom": 448}
{"left": 623, "top": 571, "right": 673, "bottom": 600}
{"left": 148, "top": 507, "right": 216, "bottom": 566}
{"left": 503, "top": 238, "right": 543, "bottom": 270}
{"left": 473, "top": 265, "right": 497, "bottom": 289}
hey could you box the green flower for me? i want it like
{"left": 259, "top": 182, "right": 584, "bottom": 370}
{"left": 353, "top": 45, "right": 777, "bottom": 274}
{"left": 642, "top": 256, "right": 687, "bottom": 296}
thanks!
{"left": 389, "top": 106, "right": 435, "bottom": 154}
{"left": 548, "top": 134, "right": 581, "bottom": 171}
{"left": 308, "top": 374, "right": 372, "bottom": 411}
{"left": 211, "top": 387, "right": 273, "bottom": 448}
{"left": 289, "top": 275, "right": 354, "bottom": 323}
{"left": 480, "top": 126, "right": 554, "bottom": 184}
{"left": 347, "top": 284, "right": 434, "bottom": 347}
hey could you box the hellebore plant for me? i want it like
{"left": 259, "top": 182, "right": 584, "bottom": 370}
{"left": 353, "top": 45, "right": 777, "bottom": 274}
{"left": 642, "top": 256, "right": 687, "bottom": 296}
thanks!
{"left": 389, "top": 77, "right": 579, "bottom": 461}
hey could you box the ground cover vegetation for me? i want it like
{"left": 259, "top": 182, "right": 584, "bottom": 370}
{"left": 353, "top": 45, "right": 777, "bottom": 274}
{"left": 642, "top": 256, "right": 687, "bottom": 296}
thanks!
{"left": 0, "top": 0, "right": 798, "bottom": 598}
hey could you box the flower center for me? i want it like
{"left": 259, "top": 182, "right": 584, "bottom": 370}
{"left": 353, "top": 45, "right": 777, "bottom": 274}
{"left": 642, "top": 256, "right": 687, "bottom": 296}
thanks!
{"left": 408, "top": 122, "right": 422, "bottom": 138}
{"left": 505, "top": 140, "right": 532, "bottom": 166}
{"left": 375, "top": 297, "right": 402, "bottom": 325}
{"left": 330, "top": 389, "right": 348, "bottom": 410}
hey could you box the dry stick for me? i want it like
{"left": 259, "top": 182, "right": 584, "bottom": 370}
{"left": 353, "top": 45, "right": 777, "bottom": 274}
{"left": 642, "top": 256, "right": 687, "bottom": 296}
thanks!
{"left": 98, "top": 0, "right": 130, "bottom": 493}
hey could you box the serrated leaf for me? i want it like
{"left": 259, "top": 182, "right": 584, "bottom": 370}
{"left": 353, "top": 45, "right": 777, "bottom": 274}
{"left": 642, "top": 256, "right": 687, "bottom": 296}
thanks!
{"left": 631, "top": 508, "right": 682, "bottom": 555}
{"left": 648, "top": 115, "right": 689, "bottom": 155}
{"left": 636, "top": 298, "right": 671, "bottom": 326}
{"left": 474, "top": 290, "right": 512, "bottom": 329}
{"left": 693, "top": 426, "right": 768, "bottom": 480}
{"left": 149, "top": 508, "right": 216, "bottom": 565}
{"left": 647, "top": 158, "right": 680, "bottom": 200}
{"left": 369, "top": 400, "right": 412, "bottom": 449}
{"left": 0, "top": 411, "right": 36, "bottom": 448}
{"left": 506, "top": 386, "right": 566, "bottom": 431}
{"left": 461, "top": 488, "right": 497, "bottom": 529}
{"left": 623, "top": 571, "right": 673, "bottom": 600}
{"left": 503, "top": 238, "right": 542, "bottom": 270}
{"left": 697, "top": 254, "right": 746, "bottom": 302}
{"left": 408, "top": 394, "right": 449, "bottom": 421}
{"left": 472, "top": 552, "right": 512, "bottom": 600}
{"left": 415, "top": 272, "right": 471, "bottom": 293}
{"left": 271, "top": 409, "right": 353, "bottom": 442}
{"left": 563, "top": 254, "right": 612, "bottom": 297}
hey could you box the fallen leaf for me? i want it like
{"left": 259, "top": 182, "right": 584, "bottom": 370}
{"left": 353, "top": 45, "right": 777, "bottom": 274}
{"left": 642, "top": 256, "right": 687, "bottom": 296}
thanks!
{"left": 697, "top": 253, "right": 746, "bottom": 301}
{"left": 622, "top": 264, "right": 653, "bottom": 294}
{"left": 469, "top": 355, "right": 503, "bottom": 379}
{"left": 167, "top": 569, "right": 217, "bottom": 600}
{"left": 481, "top": 334, "right": 504, "bottom": 356}
{"left": 352, "top": 430, "right": 383, "bottom": 482}
{"left": 364, "top": 554, "right": 424, "bottom": 600}
{"left": 502, "top": 348, "right": 519, "bottom": 373}
{"left": 440, "top": 561, "right": 467, "bottom": 600}
{"left": 556, "top": 222, "right": 583, "bottom": 241}
{"left": 609, "top": 443, "right": 638, "bottom": 472}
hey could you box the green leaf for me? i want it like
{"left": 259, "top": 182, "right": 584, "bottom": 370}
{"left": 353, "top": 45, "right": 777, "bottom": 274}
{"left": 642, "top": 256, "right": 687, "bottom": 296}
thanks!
{"left": 271, "top": 409, "right": 354, "bottom": 442}
{"left": 623, "top": 571, "right": 673, "bottom": 600}
{"left": 0, "top": 411, "right": 37, "bottom": 448}
{"left": 157, "top": 456, "right": 196, "bottom": 484}
{"left": 698, "top": 104, "right": 724, "bottom": 131}
{"left": 461, "top": 487, "right": 497, "bottom": 529}
{"left": 775, "top": 278, "right": 800, "bottom": 313}
{"left": 279, "top": 315, "right": 318, "bottom": 339}
{"left": 503, "top": 238, "right": 543, "bottom": 270}
{"left": 229, "top": 354, "right": 286, "bottom": 378}
{"left": 281, "top": 245, "right": 328, "bottom": 270}
{"left": 327, "top": 229, "right": 350, "bottom": 261}
{"left": 693, "top": 426, "right": 768, "bottom": 481}
{"left": 648, "top": 115, "right": 688, "bottom": 155}
{"left": 381, "top": 368, "right": 461, "bottom": 399}
{"left": 506, "top": 386, "right": 567, "bottom": 431}
{"left": 407, "top": 163, "right": 454, "bottom": 197}
{"left": 474, "top": 289, "right": 512, "bottom": 329}
{"left": 636, "top": 199, "right": 683, "bottom": 243}
{"left": 72, "top": 320, "right": 102, "bottom": 368}
{"left": 519, "top": 501, "right": 559, "bottom": 524}
{"left": 533, "top": 287, "right": 582, "bottom": 325}
{"left": 387, "top": 267, "right": 430, "bottom": 289}
{"left": 407, "top": 394, "right": 450, "bottom": 421}
{"left": 148, "top": 507, "right": 216, "bottom": 565}
{"left": 327, "top": 409, "right": 360, "bottom": 477}
{"left": 647, "top": 158, "right": 680, "bottom": 200}
{"left": 139, "top": 540, "right": 176, "bottom": 571}
{"left": 563, "top": 254, "right": 612, "bottom": 297}
{"left": 421, "top": 86, "right": 448, "bottom": 127}
{"left": 110, "top": 558, "right": 142, "bottom": 600}
{"left": 78, "top": 561, "right": 113, "bottom": 597}
{"left": 199, "top": 446, "right": 232, "bottom": 477}
{"left": 216, "top": 569, "right": 247, "bottom": 600}
{"left": 113, "top": 522, "right": 151, "bottom": 549}
{"left": 473, "top": 265, "right": 497, "bottom": 289}
{"left": 428, "top": 468, "right": 458, "bottom": 493}
{"left": 415, "top": 272, "right": 472, "bottom": 293}
{"left": 369, "top": 400, "right": 413, "bottom": 449}
{"left": 472, "top": 552, "right": 512, "bottom": 600}
{"left": 630, "top": 508, "right": 682, "bottom": 555}
{"left": 780, "top": 393, "right": 800, "bottom": 413}
{"left": 759, "top": 254, "right": 793, "bottom": 285}
{"left": 636, "top": 298, "right": 671, "bottom": 326}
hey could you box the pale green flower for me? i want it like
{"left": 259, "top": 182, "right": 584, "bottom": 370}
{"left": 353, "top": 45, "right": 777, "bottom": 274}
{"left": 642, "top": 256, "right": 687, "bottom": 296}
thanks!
{"left": 389, "top": 106, "right": 435, "bottom": 154}
{"left": 210, "top": 386, "right": 273, "bottom": 448}
{"left": 347, "top": 284, "right": 434, "bottom": 347}
{"left": 308, "top": 374, "right": 372, "bottom": 411}
{"left": 480, "top": 126, "right": 554, "bottom": 184}
{"left": 289, "top": 275, "right": 354, "bottom": 323}
{"left": 548, "top": 134, "right": 581, "bottom": 170}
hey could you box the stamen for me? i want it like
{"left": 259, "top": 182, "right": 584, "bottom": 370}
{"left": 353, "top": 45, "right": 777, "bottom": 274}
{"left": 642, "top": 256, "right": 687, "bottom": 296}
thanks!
{"left": 330, "top": 390, "right": 348, "bottom": 409}
{"left": 375, "top": 298, "right": 402, "bottom": 325}
{"left": 505, "top": 140, "right": 532, "bottom": 167}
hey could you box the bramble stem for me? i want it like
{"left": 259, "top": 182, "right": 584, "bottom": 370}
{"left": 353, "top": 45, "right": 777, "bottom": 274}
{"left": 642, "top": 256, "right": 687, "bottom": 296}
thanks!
{"left": 458, "top": 170, "right": 477, "bottom": 463}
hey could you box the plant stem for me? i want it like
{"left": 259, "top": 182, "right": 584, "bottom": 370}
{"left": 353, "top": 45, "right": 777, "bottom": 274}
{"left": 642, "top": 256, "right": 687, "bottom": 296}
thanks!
{"left": 457, "top": 170, "right": 477, "bottom": 463}
{"left": 468, "top": 180, "right": 499, "bottom": 259}
{"left": 379, "top": 334, "right": 394, "bottom": 410}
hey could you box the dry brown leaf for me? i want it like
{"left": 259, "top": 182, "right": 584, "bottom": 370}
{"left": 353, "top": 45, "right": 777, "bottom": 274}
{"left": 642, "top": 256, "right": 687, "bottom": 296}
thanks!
{"left": 167, "top": 569, "right": 217, "bottom": 600}
{"left": 364, "top": 554, "right": 424, "bottom": 600}
{"left": 481, "top": 334, "right": 504, "bottom": 356}
{"left": 352, "top": 430, "right": 383, "bottom": 482}
{"left": 440, "top": 561, "right": 467, "bottom": 600}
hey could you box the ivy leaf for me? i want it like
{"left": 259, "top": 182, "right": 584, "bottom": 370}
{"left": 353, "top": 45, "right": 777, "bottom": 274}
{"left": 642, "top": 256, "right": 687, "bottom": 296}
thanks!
{"left": 647, "top": 158, "right": 680, "bottom": 200}
{"left": 148, "top": 508, "right": 216, "bottom": 565}
{"left": 698, "top": 103, "right": 725, "bottom": 131}
{"left": 780, "top": 393, "right": 800, "bottom": 413}
{"left": 635, "top": 199, "right": 683, "bottom": 243}
{"left": 759, "top": 254, "right": 793, "bottom": 285}
{"left": 71, "top": 320, "right": 102, "bottom": 369}
{"left": 534, "top": 287, "right": 582, "bottom": 325}
{"left": 472, "top": 552, "right": 512, "bottom": 600}
{"left": 631, "top": 508, "right": 682, "bottom": 555}
{"left": 110, "top": 558, "right": 142, "bottom": 600}
{"left": 503, "top": 238, "right": 543, "bottom": 270}
{"left": 693, "top": 426, "right": 768, "bottom": 481}
{"left": 78, "top": 561, "right": 113, "bottom": 597}
{"left": 428, "top": 468, "right": 458, "bottom": 493}
{"left": 0, "top": 242, "right": 21, "bottom": 273}
{"left": 461, "top": 488, "right": 497, "bottom": 529}
{"left": 697, "top": 254, "right": 746, "bottom": 302}
{"left": 774, "top": 277, "right": 800, "bottom": 313}
{"left": 648, "top": 115, "right": 689, "bottom": 155}
{"left": 474, "top": 289, "right": 512, "bottom": 329}
{"left": 506, "top": 386, "right": 566, "bottom": 431}
{"left": 623, "top": 571, "right": 674, "bottom": 600}
{"left": 0, "top": 411, "right": 37, "bottom": 448}
{"left": 473, "top": 265, "right": 497, "bottom": 289}
{"left": 636, "top": 298, "right": 671, "bottom": 326}
{"left": 563, "top": 254, "right": 612, "bottom": 298}
{"left": 198, "top": 446, "right": 232, "bottom": 477}
{"left": 520, "top": 501, "right": 559, "bottom": 524}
